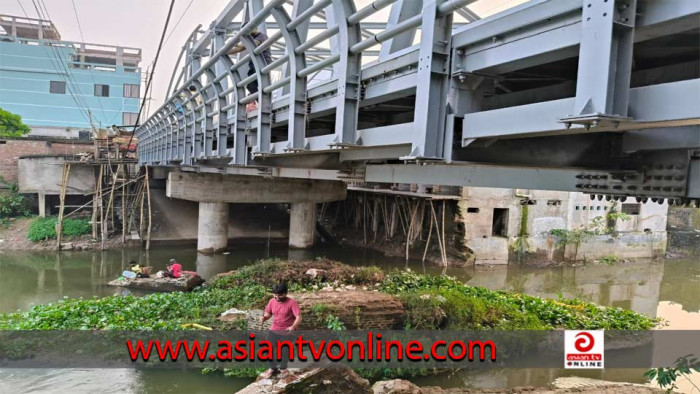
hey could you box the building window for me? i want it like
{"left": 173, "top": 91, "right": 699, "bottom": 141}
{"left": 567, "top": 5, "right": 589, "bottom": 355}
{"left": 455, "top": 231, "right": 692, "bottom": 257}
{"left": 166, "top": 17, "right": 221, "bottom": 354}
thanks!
{"left": 123, "top": 84, "right": 140, "bottom": 98}
{"left": 122, "top": 112, "right": 139, "bottom": 126}
{"left": 492, "top": 208, "right": 509, "bottom": 237}
{"left": 94, "top": 84, "right": 110, "bottom": 97}
{"left": 621, "top": 203, "right": 641, "bottom": 215}
{"left": 50, "top": 81, "right": 66, "bottom": 94}
{"left": 467, "top": 207, "right": 480, "bottom": 213}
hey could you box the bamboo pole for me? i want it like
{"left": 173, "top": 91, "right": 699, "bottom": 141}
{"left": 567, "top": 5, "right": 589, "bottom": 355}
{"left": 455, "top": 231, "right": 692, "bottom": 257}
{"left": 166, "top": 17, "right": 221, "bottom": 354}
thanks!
{"left": 422, "top": 210, "right": 434, "bottom": 263}
{"left": 405, "top": 200, "right": 418, "bottom": 261}
{"left": 429, "top": 201, "right": 446, "bottom": 267}
{"left": 105, "top": 164, "right": 122, "bottom": 234}
{"left": 139, "top": 176, "right": 145, "bottom": 240}
{"left": 442, "top": 201, "right": 447, "bottom": 266}
{"left": 121, "top": 173, "right": 127, "bottom": 243}
{"left": 389, "top": 200, "right": 398, "bottom": 238}
{"left": 145, "top": 166, "right": 152, "bottom": 250}
{"left": 100, "top": 165, "right": 107, "bottom": 250}
{"left": 91, "top": 166, "right": 102, "bottom": 239}
{"left": 363, "top": 193, "right": 367, "bottom": 244}
{"left": 372, "top": 197, "right": 380, "bottom": 242}
{"left": 56, "top": 163, "right": 71, "bottom": 250}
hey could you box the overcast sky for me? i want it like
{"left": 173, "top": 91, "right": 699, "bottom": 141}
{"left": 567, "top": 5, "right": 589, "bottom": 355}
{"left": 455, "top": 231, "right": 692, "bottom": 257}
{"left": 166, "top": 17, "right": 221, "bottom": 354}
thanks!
{"left": 5, "top": 0, "right": 525, "bottom": 118}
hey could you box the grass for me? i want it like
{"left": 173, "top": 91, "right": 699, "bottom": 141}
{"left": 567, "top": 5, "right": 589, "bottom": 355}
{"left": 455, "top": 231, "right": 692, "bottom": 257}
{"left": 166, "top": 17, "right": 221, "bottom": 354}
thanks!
{"left": 27, "top": 216, "right": 91, "bottom": 242}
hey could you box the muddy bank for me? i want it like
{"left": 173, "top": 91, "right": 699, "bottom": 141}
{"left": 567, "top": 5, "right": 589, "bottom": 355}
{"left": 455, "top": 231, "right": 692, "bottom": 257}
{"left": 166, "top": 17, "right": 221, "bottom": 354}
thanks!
{"left": 0, "top": 217, "right": 127, "bottom": 251}
{"left": 237, "top": 368, "right": 664, "bottom": 394}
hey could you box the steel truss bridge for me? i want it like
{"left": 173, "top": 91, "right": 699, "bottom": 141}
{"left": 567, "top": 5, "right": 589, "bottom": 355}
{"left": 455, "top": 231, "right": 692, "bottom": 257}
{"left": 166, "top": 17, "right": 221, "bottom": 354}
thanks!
{"left": 136, "top": 0, "right": 700, "bottom": 204}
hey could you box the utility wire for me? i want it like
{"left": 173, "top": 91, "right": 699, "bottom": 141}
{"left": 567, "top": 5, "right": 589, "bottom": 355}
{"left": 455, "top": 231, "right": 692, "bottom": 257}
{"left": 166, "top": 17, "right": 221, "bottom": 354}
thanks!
{"left": 15, "top": 0, "right": 28, "bottom": 16}
{"left": 33, "top": 0, "right": 94, "bottom": 123}
{"left": 143, "top": 0, "right": 195, "bottom": 106}
{"left": 23, "top": 0, "right": 93, "bottom": 125}
{"left": 69, "top": 0, "right": 109, "bottom": 126}
{"left": 163, "top": 0, "right": 195, "bottom": 48}
{"left": 124, "top": 0, "right": 176, "bottom": 156}
{"left": 37, "top": 0, "right": 94, "bottom": 119}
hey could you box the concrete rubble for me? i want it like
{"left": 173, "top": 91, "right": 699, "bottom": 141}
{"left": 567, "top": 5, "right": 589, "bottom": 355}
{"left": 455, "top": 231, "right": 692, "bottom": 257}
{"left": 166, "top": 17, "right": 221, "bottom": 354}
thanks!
{"left": 236, "top": 367, "right": 372, "bottom": 394}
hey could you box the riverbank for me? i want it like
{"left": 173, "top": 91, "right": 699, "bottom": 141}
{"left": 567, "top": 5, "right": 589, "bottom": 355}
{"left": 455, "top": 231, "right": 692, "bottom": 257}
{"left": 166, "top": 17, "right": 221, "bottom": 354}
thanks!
{"left": 2, "top": 249, "right": 697, "bottom": 393}
{"left": 0, "top": 216, "right": 126, "bottom": 251}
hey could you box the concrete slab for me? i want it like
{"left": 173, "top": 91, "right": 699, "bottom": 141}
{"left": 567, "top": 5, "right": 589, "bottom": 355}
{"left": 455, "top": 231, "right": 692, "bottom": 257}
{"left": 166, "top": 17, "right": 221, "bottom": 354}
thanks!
{"left": 166, "top": 172, "right": 346, "bottom": 203}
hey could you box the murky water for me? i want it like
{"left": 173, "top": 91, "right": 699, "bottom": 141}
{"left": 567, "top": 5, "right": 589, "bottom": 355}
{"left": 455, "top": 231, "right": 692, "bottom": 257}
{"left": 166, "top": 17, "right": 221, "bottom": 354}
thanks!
{"left": 0, "top": 243, "right": 698, "bottom": 393}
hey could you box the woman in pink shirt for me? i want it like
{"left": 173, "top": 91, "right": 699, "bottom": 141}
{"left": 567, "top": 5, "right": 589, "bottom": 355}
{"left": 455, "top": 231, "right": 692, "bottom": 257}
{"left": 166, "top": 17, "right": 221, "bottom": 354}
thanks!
{"left": 261, "top": 283, "right": 302, "bottom": 379}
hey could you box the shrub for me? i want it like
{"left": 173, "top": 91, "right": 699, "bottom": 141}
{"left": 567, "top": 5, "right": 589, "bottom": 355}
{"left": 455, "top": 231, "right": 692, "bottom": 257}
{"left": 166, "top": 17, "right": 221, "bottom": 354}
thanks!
{"left": 0, "top": 177, "right": 32, "bottom": 218}
{"left": 27, "top": 217, "right": 92, "bottom": 242}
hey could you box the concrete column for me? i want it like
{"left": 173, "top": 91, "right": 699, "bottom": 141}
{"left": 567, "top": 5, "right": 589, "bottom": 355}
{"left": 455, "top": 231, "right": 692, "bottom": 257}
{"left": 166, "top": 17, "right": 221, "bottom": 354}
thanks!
{"left": 197, "top": 202, "right": 229, "bottom": 253}
{"left": 289, "top": 202, "right": 316, "bottom": 249}
{"left": 38, "top": 193, "right": 46, "bottom": 217}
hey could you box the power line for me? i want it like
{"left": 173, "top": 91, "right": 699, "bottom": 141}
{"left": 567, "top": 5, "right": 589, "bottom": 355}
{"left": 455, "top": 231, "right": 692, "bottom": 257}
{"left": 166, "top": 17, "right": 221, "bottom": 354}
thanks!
{"left": 22, "top": 0, "right": 93, "bottom": 125}
{"left": 15, "top": 0, "right": 28, "bottom": 16}
{"left": 125, "top": 0, "right": 176, "bottom": 154}
{"left": 164, "top": 0, "right": 195, "bottom": 47}
{"left": 36, "top": 0, "right": 93, "bottom": 115}
{"left": 69, "top": 0, "right": 109, "bottom": 125}
{"left": 35, "top": 2, "right": 94, "bottom": 128}
{"left": 33, "top": 0, "right": 94, "bottom": 123}
{"left": 143, "top": 0, "right": 196, "bottom": 105}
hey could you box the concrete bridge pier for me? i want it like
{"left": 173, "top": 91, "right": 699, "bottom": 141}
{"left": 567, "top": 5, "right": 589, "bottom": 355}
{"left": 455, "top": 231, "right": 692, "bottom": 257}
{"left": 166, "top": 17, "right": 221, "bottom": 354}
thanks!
{"left": 166, "top": 172, "right": 346, "bottom": 253}
{"left": 197, "top": 202, "right": 229, "bottom": 253}
{"left": 289, "top": 202, "right": 316, "bottom": 249}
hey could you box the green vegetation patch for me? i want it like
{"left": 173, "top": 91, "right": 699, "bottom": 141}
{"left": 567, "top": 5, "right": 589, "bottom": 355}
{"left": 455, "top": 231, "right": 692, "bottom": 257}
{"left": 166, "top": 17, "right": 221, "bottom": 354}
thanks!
{"left": 0, "top": 285, "right": 268, "bottom": 330}
{"left": 1, "top": 260, "right": 657, "bottom": 332}
{"left": 0, "top": 177, "right": 32, "bottom": 219}
{"left": 380, "top": 270, "right": 658, "bottom": 330}
{"left": 27, "top": 216, "right": 92, "bottom": 242}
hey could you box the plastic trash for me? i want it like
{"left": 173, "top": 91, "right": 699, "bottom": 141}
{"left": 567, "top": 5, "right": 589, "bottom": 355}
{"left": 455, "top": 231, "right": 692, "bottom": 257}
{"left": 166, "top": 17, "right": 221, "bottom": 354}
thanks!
{"left": 122, "top": 271, "right": 137, "bottom": 279}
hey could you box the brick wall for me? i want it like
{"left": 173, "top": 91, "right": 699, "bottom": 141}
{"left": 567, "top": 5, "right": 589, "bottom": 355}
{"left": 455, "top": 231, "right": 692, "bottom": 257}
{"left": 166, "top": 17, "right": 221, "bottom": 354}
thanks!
{"left": 0, "top": 138, "right": 93, "bottom": 185}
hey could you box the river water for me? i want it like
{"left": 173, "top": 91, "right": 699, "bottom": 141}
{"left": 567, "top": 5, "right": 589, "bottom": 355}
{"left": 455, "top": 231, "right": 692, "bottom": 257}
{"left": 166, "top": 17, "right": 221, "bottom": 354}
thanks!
{"left": 0, "top": 244, "right": 698, "bottom": 393}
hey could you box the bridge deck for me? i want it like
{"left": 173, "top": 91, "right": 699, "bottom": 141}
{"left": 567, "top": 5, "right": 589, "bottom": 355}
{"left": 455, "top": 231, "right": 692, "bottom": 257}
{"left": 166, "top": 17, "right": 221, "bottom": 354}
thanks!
{"left": 136, "top": 0, "right": 700, "bottom": 202}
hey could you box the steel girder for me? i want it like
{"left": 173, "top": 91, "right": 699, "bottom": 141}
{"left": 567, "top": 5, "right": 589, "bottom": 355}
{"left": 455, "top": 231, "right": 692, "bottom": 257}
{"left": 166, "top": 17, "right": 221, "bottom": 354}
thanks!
{"left": 134, "top": 0, "right": 700, "bottom": 201}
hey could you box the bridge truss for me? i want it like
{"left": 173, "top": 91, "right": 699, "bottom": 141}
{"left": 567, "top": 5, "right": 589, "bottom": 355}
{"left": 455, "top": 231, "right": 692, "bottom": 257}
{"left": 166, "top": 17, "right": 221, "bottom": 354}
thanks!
{"left": 136, "top": 0, "right": 700, "bottom": 204}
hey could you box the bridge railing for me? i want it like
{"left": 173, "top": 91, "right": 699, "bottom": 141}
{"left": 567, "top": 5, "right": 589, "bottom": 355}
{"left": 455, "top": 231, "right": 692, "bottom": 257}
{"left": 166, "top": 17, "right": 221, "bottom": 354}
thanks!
{"left": 136, "top": 0, "right": 476, "bottom": 167}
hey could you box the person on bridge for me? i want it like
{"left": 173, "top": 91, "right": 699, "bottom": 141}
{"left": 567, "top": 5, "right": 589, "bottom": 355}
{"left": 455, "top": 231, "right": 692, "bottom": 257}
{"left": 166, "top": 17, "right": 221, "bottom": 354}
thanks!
{"left": 228, "top": 27, "right": 272, "bottom": 113}
{"left": 260, "top": 283, "right": 301, "bottom": 379}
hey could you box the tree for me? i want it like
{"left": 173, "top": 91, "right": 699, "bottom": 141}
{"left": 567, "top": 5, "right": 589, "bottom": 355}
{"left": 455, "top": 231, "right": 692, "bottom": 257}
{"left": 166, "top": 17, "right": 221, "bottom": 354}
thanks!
{"left": 0, "top": 107, "right": 31, "bottom": 137}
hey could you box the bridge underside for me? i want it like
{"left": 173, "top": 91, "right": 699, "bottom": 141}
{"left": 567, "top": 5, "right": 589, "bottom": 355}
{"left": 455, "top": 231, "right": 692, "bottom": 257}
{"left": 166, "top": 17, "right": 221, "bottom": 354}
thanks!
{"left": 136, "top": 0, "right": 700, "bottom": 204}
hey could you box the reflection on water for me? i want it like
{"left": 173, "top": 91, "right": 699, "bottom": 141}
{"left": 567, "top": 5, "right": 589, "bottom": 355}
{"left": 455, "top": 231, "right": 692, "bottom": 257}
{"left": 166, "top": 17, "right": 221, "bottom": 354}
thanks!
{"left": 0, "top": 244, "right": 698, "bottom": 393}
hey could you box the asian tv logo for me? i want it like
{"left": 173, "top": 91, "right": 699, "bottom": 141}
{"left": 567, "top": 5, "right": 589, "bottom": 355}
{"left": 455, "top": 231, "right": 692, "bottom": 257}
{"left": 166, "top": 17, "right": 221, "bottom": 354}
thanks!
{"left": 564, "top": 330, "right": 604, "bottom": 369}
